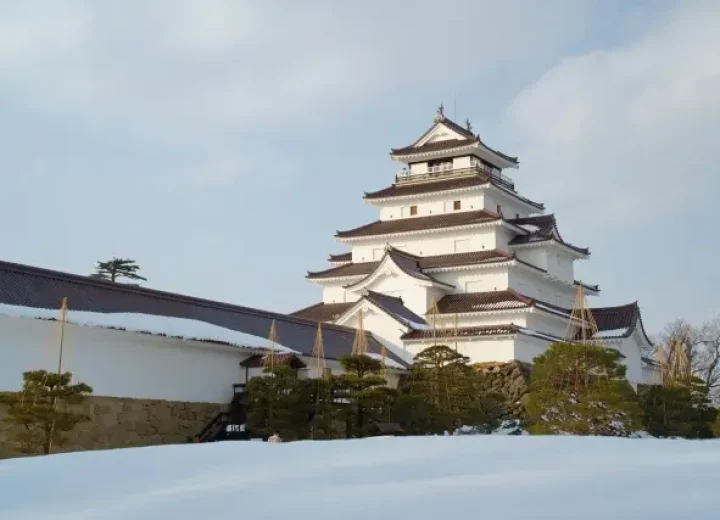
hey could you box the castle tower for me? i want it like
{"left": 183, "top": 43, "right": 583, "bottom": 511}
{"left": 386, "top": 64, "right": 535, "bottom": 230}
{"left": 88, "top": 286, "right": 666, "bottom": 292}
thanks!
{"left": 292, "top": 106, "right": 656, "bottom": 386}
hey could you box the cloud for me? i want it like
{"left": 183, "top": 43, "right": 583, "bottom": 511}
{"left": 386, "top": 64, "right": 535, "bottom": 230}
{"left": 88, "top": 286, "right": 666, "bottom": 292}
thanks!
{"left": 507, "top": 2, "right": 720, "bottom": 226}
{"left": 0, "top": 1, "right": 594, "bottom": 149}
{"left": 505, "top": 2, "right": 720, "bottom": 328}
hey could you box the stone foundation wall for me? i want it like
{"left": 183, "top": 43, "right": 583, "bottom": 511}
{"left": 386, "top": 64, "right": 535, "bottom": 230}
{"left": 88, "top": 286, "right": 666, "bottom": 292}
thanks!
{"left": 474, "top": 361, "right": 532, "bottom": 418}
{"left": 0, "top": 395, "right": 225, "bottom": 459}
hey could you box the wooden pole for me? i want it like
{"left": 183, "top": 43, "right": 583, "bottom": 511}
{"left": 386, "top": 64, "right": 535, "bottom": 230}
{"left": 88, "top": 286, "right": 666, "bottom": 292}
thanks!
{"left": 47, "top": 297, "right": 69, "bottom": 455}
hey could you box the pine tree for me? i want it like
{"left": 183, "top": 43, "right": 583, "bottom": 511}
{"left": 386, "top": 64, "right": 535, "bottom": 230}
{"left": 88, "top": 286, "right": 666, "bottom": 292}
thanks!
{"left": 397, "top": 345, "right": 503, "bottom": 434}
{"left": 639, "top": 379, "right": 717, "bottom": 439}
{"left": 334, "top": 355, "right": 396, "bottom": 438}
{"left": 527, "top": 342, "right": 642, "bottom": 436}
{"left": 0, "top": 370, "right": 92, "bottom": 455}
{"left": 92, "top": 258, "right": 147, "bottom": 283}
{"left": 714, "top": 410, "right": 720, "bottom": 438}
{"left": 245, "top": 365, "right": 311, "bottom": 440}
{"left": 307, "top": 376, "right": 344, "bottom": 440}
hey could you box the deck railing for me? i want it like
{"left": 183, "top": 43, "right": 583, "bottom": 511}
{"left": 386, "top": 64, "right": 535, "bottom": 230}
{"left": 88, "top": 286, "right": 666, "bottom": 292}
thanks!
{"left": 395, "top": 165, "right": 515, "bottom": 191}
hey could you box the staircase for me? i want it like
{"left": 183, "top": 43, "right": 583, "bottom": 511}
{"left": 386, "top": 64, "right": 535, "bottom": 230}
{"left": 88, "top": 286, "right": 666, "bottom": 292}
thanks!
{"left": 195, "top": 384, "right": 251, "bottom": 443}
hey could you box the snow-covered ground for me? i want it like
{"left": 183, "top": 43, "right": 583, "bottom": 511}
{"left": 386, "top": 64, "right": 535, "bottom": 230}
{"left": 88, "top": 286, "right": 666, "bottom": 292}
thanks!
{"left": 1, "top": 437, "right": 719, "bottom": 519}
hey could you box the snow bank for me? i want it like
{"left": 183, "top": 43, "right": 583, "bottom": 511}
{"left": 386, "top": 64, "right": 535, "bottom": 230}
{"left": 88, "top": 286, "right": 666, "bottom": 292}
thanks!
{"left": 1, "top": 436, "right": 719, "bottom": 519}
{"left": 0, "top": 303, "right": 295, "bottom": 353}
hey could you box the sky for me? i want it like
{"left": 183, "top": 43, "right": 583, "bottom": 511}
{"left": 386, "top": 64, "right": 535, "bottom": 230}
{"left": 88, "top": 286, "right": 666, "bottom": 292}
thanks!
{"left": 0, "top": 0, "right": 718, "bottom": 334}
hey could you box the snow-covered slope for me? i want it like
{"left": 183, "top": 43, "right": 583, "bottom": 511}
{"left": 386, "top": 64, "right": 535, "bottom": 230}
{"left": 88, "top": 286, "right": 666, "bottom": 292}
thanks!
{"left": 1, "top": 437, "right": 719, "bottom": 519}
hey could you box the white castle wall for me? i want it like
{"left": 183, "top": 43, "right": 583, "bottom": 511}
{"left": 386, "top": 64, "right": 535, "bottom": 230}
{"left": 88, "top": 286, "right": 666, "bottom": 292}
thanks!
{"left": 436, "top": 266, "right": 509, "bottom": 293}
{"left": 0, "top": 315, "right": 251, "bottom": 404}
{"left": 434, "top": 312, "right": 530, "bottom": 329}
{"left": 509, "top": 268, "right": 578, "bottom": 308}
{"left": 513, "top": 246, "right": 576, "bottom": 284}
{"left": 374, "top": 186, "right": 534, "bottom": 223}
{"left": 322, "top": 282, "right": 361, "bottom": 304}
{"left": 378, "top": 193, "right": 486, "bottom": 220}
{"left": 350, "top": 227, "right": 499, "bottom": 262}
{"left": 340, "top": 309, "right": 410, "bottom": 362}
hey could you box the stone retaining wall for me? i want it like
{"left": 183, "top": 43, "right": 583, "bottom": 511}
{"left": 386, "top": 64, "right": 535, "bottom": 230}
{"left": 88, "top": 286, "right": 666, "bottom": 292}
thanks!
{"left": 474, "top": 361, "right": 533, "bottom": 418}
{"left": 0, "top": 395, "right": 225, "bottom": 459}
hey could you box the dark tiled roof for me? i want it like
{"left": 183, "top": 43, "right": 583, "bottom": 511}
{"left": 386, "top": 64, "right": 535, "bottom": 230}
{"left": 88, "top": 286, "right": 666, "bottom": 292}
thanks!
{"left": 0, "top": 259, "right": 408, "bottom": 366}
{"left": 592, "top": 303, "right": 641, "bottom": 338}
{"left": 391, "top": 138, "right": 479, "bottom": 156}
{"left": 307, "top": 262, "right": 378, "bottom": 279}
{"left": 289, "top": 302, "right": 354, "bottom": 323}
{"left": 307, "top": 249, "right": 512, "bottom": 280}
{"left": 328, "top": 252, "right": 352, "bottom": 263}
{"left": 364, "top": 175, "right": 544, "bottom": 209}
{"left": 390, "top": 116, "right": 518, "bottom": 165}
{"left": 508, "top": 215, "right": 590, "bottom": 255}
{"left": 381, "top": 249, "right": 446, "bottom": 286}
{"left": 434, "top": 290, "right": 533, "bottom": 314}
{"left": 365, "top": 175, "right": 489, "bottom": 199}
{"left": 575, "top": 280, "right": 600, "bottom": 293}
{"left": 241, "top": 353, "right": 307, "bottom": 368}
{"left": 418, "top": 249, "right": 513, "bottom": 269}
{"left": 364, "top": 290, "right": 426, "bottom": 326}
{"left": 344, "top": 249, "right": 453, "bottom": 290}
{"left": 291, "top": 291, "right": 426, "bottom": 329}
{"left": 402, "top": 324, "right": 520, "bottom": 340}
{"left": 336, "top": 210, "right": 500, "bottom": 239}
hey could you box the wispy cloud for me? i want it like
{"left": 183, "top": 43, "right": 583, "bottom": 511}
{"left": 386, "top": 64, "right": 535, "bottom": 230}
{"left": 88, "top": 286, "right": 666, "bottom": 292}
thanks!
{"left": 507, "top": 2, "right": 720, "bottom": 226}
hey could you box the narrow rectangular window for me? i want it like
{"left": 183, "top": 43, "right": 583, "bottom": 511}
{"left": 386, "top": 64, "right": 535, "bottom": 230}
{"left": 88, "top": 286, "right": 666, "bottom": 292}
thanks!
{"left": 453, "top": 200, "right": 461, "bottom": 210}
{"left": 410, "top": 205, "right": 418, "bottom": 216}
{"left": 496, "top": 204, "right": 502, "bottom": 215}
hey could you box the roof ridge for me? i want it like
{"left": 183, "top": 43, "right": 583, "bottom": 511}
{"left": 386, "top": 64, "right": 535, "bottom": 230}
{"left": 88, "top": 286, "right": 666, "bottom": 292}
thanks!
{"left": 386, "top": 246, "right": 420, "bottom": 260}
{"left": 0, "top": 259, "right": 364, "bottom": 337}
{"left": 365, "top": 289, "right": 404, "bottom": 303}
{"left": 336, "top": 209, "right": 500, "bottom": 239}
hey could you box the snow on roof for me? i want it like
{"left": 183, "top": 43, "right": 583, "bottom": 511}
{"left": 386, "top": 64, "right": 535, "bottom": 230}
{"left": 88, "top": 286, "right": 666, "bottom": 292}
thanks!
{"left": 595, "top": 327, "right": 632, "bottom": 338}
{"left": 0, "top": 303, "right": 296, "bottom": 353}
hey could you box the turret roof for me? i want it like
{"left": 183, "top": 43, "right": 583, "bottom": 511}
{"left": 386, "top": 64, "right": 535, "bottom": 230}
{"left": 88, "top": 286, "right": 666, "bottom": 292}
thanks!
{"left": 364, "top": 175, "right": 544, "bottom": 209}
{"left": 508, "top": 214, "right": 590, "bottom": 256}
{"left": 328, "top": 252, "right": 352, "bottom": 263}
{"left": 289, "top": 301, "right": 354, "bottom": 322}
{"left": 389, "top": 113, "right": 518, "bottom": 165}
{"left": 291, "top": 290, "right": 426, "bottom": 329}
{"left": 307, "top": 249, "right": 512, "bottom": 280}
{"left": 336, "top": 209, "right": 500, "bottom": 239}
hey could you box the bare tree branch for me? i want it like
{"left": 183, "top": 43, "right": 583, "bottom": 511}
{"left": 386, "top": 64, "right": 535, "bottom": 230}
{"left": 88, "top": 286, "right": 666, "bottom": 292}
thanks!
{"left": 657, "top": 316, "right": 720, "bottom": 400}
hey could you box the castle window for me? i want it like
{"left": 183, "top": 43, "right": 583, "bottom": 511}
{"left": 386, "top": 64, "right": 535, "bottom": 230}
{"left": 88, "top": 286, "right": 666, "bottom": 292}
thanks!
{"left": 496, "top": 204, "right": 502, "bottom": 215}
{"left": 453, "top": 200, "right": 461, "bottom": 211}
{"left": 410, "top": 205, "right": 418, "bottom": 216}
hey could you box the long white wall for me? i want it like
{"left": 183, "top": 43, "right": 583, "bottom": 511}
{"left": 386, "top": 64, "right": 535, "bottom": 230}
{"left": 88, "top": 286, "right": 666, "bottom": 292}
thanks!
{"left": 0, "top": 315, "right": 252, "bottom": 404}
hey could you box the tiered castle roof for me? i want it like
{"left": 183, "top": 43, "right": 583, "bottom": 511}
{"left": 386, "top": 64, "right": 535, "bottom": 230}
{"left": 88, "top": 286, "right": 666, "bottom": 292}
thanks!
{"left": 307, "top": 247, "right": 513, "bottom": 281}
{"left": 295, "top": 106, "right": 655, "bottom": 356}
{"left": 389, "top": 108, "right": 518, "bottom": 168}
{"left": 292, "top": 289, "right": 425, "bottom": 328}
{"left": 364, "top": 175, "right": 545, "bottom": 210}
